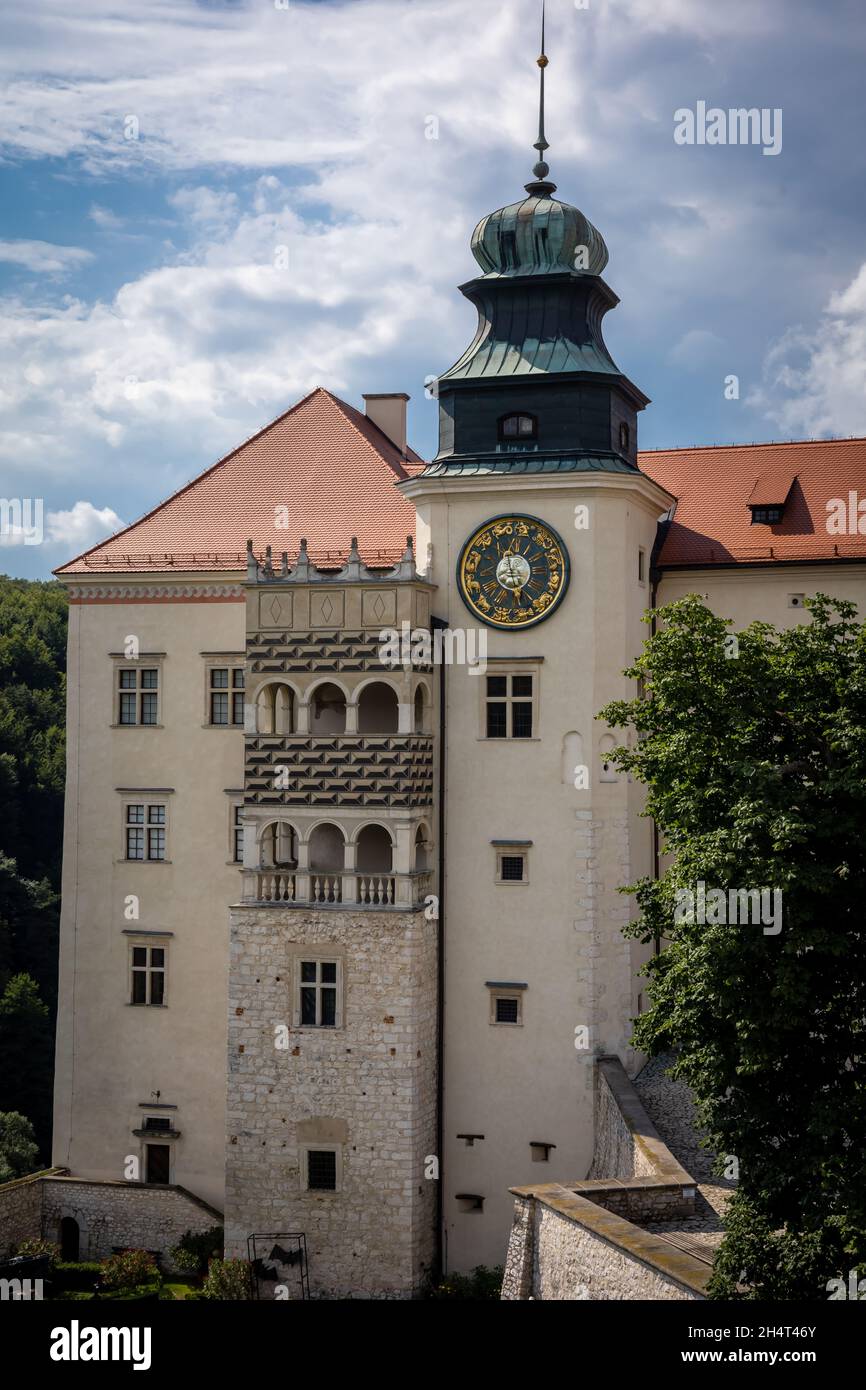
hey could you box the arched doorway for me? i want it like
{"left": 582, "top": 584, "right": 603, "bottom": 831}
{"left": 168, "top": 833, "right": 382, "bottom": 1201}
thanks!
{"left": 60, "top": 1216, "right": 80, "bottom": 1261}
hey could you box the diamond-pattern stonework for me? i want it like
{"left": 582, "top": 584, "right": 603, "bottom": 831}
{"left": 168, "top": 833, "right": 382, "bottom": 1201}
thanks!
{"left": 246, "top": 734, "right": 434, "bottom": 807}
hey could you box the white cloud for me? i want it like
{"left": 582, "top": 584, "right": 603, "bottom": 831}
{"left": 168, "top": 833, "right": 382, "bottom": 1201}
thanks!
{"left": 0, "top": 240, "right": 93, "bottom": 273}
{"left": 46, "top": 499, "right": 124, "bottom": 549}
{"left": 88, "top": 203, "right": 125, "bottom": 230}
{"left": 748, "top": 264, "right": 866, "bottom": 438}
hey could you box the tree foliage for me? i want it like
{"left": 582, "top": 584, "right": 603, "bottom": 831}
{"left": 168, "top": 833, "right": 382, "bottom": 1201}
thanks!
{"left": 0, "top": 577, "right": 67, "bottom": 1163}
{"left": 599, "top": 594, "right": 866, "bottom": 1300}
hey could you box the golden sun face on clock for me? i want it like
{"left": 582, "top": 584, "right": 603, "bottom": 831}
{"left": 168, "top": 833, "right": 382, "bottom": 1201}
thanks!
{"left": 457, "top": 515, "right": 570, "bottom": 630}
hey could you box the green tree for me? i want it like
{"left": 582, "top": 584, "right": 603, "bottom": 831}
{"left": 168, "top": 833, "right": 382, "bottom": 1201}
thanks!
{"left": 599, "top": 594, "right": 866, "bottom": 1300}
{"left": 0, "top": 973, "right": 54, "bottom": 1150}
{"left": 0, "top": 1110, "right": 39, "bottom": 1183}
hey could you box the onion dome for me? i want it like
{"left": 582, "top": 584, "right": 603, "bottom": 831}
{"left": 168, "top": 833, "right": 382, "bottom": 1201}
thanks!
{"left": 470, "top": 188, "right": 608, "bottom": 278}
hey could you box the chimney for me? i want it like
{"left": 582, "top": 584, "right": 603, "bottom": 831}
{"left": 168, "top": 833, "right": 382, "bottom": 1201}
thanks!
{"left": 363, "top": 393, "right": 409, "bottom": 457}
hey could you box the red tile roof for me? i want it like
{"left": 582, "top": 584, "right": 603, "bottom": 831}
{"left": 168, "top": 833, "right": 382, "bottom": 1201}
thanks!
{"left": 56, "top": 388, "right": 422, "bottom": 575}
{"left": 640, "top": 438, "right": 866, "bottom": 568}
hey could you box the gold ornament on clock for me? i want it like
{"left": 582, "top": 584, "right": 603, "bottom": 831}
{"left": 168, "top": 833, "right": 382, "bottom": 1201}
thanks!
{"left": 457, "top": 514, "right": 570, "bottom": 630}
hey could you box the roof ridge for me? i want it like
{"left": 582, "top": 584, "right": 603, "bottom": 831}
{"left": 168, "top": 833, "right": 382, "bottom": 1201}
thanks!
{"left": 53, "top": 386, "right": 387, "bottom": 575}
{"left": 323, "top": 390, "right": 413, "bottom": 481}
{"left": 639, "top": 436, "right": 866, "bottom": 456}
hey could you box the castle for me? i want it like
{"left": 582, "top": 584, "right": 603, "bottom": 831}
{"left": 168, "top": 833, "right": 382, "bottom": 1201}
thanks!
{"left": 41, "top": 38, "right": 866, "bottom": 1298}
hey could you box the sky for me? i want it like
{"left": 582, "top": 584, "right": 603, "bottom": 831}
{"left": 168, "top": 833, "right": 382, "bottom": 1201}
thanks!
{"left": 0, "top": 0, "right": 865, "bottom": 579}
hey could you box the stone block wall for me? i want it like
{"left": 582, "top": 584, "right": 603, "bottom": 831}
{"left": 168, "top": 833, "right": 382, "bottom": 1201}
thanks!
{"left": 0, "top": 1169, "right": 63, "bottom": 1255}
{"left": 40, "top": 1178, "right": 222, "bottom": 1267}
{"left": 501, "top": 1186, "right": 709, "bottom": 1301}
{"left": 0, "top": 1170, "right": 222, "bottom": 1269}
{"left": 224, "top": 904, "right": 438, "bottom": 1299}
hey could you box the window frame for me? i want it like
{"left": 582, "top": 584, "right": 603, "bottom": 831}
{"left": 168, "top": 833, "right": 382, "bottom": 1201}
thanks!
{"left": 231, "top": 802, "right": 245, "bottom": 864}
{"left": 112, "top": 657, "right": 164, "bottom": 729}
{"left": 480, "top": 664, "right": 540, "bottom": 741}
{"left": 128, "top": 939, "right": 168, "bottom": 1007}
{"left": 205, "top": 659, "right": 246, "bottom": 727}
{"left": 122, "top": 797, "right": 170, "bottom": 863}
{"left": 497, "top": 411, "right": 538, "bottom": 444}
{"left": 494, "top": 843, "right": 531, "bottom": 885}
{"left": 293, "top": 955, "right": 343, "bottom": 1030}
{"left": 300, "top": 1143, "right": 342, "bottom": 1194}
{"left": 488, "top": 988, "right": 525, "bottom": 1026}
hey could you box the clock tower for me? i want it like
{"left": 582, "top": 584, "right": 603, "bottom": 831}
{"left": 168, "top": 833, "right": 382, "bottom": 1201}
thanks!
{"left": 400, "top": 22, "right": 674, "bottom": 1272}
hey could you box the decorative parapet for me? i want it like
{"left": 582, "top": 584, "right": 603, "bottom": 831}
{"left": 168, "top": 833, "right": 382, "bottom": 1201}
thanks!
{"left": 246, "top": 536, "right": 422, "bottom": 585}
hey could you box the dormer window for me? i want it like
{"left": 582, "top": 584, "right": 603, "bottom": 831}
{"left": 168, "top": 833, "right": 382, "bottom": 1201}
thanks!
{"left": 499, "top": 413, "right": 537, "bottom": 443}
{"left": 748, "top": 472, "right": 796, "bottom": 525}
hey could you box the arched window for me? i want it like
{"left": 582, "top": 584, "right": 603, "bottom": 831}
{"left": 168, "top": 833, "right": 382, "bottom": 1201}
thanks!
{"left": 414, "top": 685, "right": 426, "bottom": 734}
{"left": 256, "top": 681, "right": 295, "bottom": 735}
{"left": 498, "top": 413, "right": 537, "bottom": 443}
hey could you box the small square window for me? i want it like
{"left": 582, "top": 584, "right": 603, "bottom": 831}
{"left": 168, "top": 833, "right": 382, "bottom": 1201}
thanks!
{"left": 511, "top": 675, "right": 532, "bottom": 698}
{"left": 487, "top": 676, "right": 507, "bottom": 698}
{"left": 495, "top": 997, "right": 520, "bottom": 1024}
{"left": 500, "top": 855, "right": 525, "bottom": 882}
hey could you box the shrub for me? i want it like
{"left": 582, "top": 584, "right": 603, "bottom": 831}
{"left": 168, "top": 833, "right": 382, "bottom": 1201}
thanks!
{"left": 428, "top": 1265, "right": 503, "bottom": 1299}
{"left": 168, "top": 1226, "right": 223, "bottom": 1274}
{"left": 53, "top": 1261, "right": 101, "bottom": 1292}
{"left": 201, "top": 1258, "right": 252, "bottom": 1300}
{"left": 98, "top": 1250, "right": 159, "bottom": 1291}
{"left": 13, "top": 1237, "right": 60, "bottom": 1267}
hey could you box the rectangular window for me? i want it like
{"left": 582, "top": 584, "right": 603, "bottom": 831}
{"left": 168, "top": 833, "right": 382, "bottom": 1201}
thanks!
{"left": 487, "top": 983, "right": 526, "bottom": 1026}
{"left": 209, "top": 666, "right": 245, "bottom": 726}
{"left": 131, "top": 945, "right": 166, "bottom": 1006}
{"left": 306, "top": 1150, "right": 337, "bottom": 1192}
{"left": 638, "top": 548, "right": 646, "bottom": 583}
{"left": 126, "top": 804, "right": 167, "bottom": 861}
{"left": 233, "top": 805, "right": 244, "bottom": 863}
{"left": 117, "top": 667, "right": 159, "bottom": 726}
{"left": 485, "top": 670, "right": 537, "bottom": 740}
{"left": 299, "top": 960, "right": 338, "bottom": 1028}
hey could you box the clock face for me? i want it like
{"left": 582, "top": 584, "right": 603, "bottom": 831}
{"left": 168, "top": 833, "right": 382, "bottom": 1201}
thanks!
{"left": 457, "top": 514, "right": 570, "bottom": 630}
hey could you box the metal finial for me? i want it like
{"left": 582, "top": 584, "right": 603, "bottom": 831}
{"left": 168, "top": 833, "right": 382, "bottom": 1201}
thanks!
{"left": 526, "top": 0, "right": 556, "bottom": 195}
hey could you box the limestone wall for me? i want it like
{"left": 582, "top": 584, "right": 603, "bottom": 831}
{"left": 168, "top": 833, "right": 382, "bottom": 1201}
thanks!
{"left": 40, "top": 1177, "right": 222, "bottom": 1267}
{"left": 224, "top": 904, "right": 438, "bottom": 1299}
{"left": 0, "top": 1170, "right": 222, "bottom": 1268}
{"left": 0, "top": 1169, "right": 63, "bottom": 1255}
{"left": 501, "top": 1188, "right": 708, "bottom": 1301}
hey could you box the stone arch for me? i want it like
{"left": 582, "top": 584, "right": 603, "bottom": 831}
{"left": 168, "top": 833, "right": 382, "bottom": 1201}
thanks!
{"left": 356, "top": 680, "right": 399, "bottom": 735}
{"left": 414, "top": 823, "right": 431, "bottom": 872}
{"left": 259, "top": 819, "right": 300, "bottom": 867}
{"left": 413, "top": 679, "right": 432, "bottom": 733}
{"left": 562, "top": 730, "right": 585, "bottom": 786}
{"left": 308, "top": 822, "right": 346, "bottom": 874}
{"left": 308, "top": 680, "right": 348, "bottom": 735}
{"left": 255, "top": 679, "right": 299, "bottom": 735}
{"left": 599, "top": 732, "right": 619, "bottom": 782}
{"left": 356, "top": 823, "right": 394, "bottom": 874}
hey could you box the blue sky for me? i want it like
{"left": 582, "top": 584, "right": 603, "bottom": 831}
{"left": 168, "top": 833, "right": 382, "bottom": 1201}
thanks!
{"left": 1, "top": 0, "right": 865, "bottom": 578}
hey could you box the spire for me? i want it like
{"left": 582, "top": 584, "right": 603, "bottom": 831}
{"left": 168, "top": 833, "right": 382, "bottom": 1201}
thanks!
{"left": 526, "top": 1, "right": 557, "bottom": 197}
